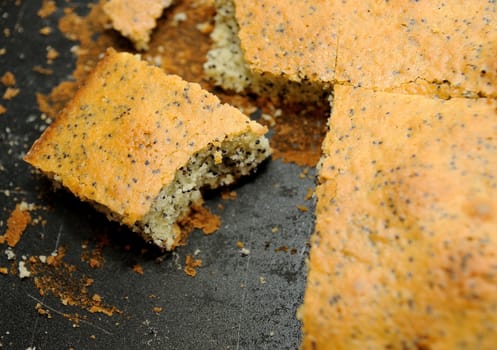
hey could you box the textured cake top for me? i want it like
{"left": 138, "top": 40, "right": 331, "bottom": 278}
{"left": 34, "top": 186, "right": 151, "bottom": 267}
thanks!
{"left": 234, "top": 0, "right": 497, "bottom": 97}
{"left": 24, "top": 49, "right": 267, "bottom": 226}
{"left": 302, "top": 85, "right": 497, "bottom": 348}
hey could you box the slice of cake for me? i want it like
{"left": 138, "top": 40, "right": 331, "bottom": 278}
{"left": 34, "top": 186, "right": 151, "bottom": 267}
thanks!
{"left": 103, "top": 0, "right": 173, "bottom": 51}
{"left": 300, "top": 85, "right": 497, "bottom": 348}
{"left": 24, "top": 48, "right": 271, "bottom": 250}
{"left": 205, "top": 0, "right": 497, "bottom": 99}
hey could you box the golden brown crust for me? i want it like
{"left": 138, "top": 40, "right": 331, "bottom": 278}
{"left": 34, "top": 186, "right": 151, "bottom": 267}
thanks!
{"left": 232, "top": 0, "right": 497, "bottom": 98}
{"left": 301, "top": 85, "right": 497, "bottom": 349}
{"left": 24, "top": 48, "right": 267, "bottom": 227}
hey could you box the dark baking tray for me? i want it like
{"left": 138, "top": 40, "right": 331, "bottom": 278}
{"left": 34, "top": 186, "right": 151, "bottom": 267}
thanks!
{"left": 0, "top": 1, "right": 315, "bottom": 348}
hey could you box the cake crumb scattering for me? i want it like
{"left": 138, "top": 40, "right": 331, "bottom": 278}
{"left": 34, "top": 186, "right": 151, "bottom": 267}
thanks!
{"left": 30, "top": 247, "right": 121, "bottom": 317}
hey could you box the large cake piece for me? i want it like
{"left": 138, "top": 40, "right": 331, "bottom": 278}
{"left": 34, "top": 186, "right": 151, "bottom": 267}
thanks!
{"left": 300, "top": 84, "right": 497, "bottom": 349}
{"left": 24, "top": 49, "right": 271, "bottom": 250}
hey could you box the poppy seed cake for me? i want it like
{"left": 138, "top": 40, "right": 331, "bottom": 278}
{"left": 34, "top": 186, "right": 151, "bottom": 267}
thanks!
{"left": 24, "top": 48, "right": 271, "bottom": 250}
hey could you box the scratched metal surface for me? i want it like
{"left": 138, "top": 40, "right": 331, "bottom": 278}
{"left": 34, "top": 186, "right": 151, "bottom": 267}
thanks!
{"left": 0, "top": 1, "right": 315, "bottom": 349}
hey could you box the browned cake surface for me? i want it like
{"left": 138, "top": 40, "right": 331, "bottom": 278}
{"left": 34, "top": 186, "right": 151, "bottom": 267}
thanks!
{"left": 24, "top": 48, "right": 267, "bottom": 227}
{"left": 301, "top": 84, "right": 497, "bottom": 349}
{"left": 233, "top": 0, "right": 497, "bottom": 97}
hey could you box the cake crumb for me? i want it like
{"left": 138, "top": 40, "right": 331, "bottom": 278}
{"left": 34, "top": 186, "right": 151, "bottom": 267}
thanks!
{"left": 3, "top": 87, "right": 20, "bottom": 100}
{"left": 1, "top": 71, "right": 16, "bottom": 86}
{"left": 236, "top": 241, "right": 244, "bottom": 249}
{"left": 196, "top": 21, "right": 213, "bottom": 34}
{"left": 18, "top": 261, "right": 31, "bottom": 278}
{"left": 33, "top": 66, "right": 53, "bottom": 75}
{"left": 152, "top": 306, "right": 163, "bottom": 313}
{"left": 184, "top": 254, "right": 202, "bottom": 277}
{"left": 240, "top": 247, "right": 250, "bottom": 256}
{"left": 179, "top": 203, "right": 221, "bottom": 236}
{"left": 132, "top": 264, "right": 144, "bottom": 275}
{"left": 1, "top": 203, "right": 32, "bottom": 247}
{"left": 80, "top": 241, "right": 105, "bottom": 269}
{"left": 5, "top": 247, "right": 15, "bottom": 260}
{"left": 39, "top": 26, "right": 52, "bottom": 35}
{"left": 38, "top": 0, "right": 57, "bottom": 18}
{"left": 274, "top": 246, "right": 289, "bottom": 253}
{"left": 296, "top": 205, "right": 309, "bottom": 212}
{"left": 35, "top": 303, "right": 52, "bottom": 318}
{"left": 0, "top": 104, "right": 6, "bottom": 115}
{"left": 221, "top": 190, "right": 237, "bottom": 200}
{"left": 46, "top": 47, "right": 59, "bottom": 63}
{"left": 0, "top": 267, "right": 8, "bottom": 275}
{"left": 304, "top": 188, "right": 314, "bottom": 201}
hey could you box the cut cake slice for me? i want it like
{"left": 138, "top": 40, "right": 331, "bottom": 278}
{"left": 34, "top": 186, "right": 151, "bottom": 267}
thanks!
{"left": 300, "top": 85, "right": 497, "bottom": 349}
{"left": 24, "top": 48, "right": 271, "bottom": 250}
